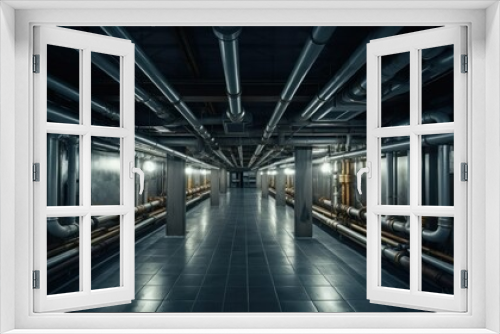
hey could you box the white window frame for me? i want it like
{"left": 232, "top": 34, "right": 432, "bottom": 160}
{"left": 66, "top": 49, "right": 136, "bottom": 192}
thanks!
{"left": 0, "top": 1, "right": 498, "bottom": 333}
{"left": 366, "top": 26, "right": 467, "bottom": 312}
{"left": 33, "top": 26, "right": 136, "bottom": 312}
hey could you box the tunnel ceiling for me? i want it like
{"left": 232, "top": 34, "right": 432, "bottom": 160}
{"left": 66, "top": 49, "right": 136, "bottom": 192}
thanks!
{"left": 51, "top": 26, "right": 448, "bottom": 170}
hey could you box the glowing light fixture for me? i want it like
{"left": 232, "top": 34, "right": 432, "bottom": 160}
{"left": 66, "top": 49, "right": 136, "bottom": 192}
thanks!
{"left": 321, "top": 161, "right": 332, "bottom": 174}
{"left": 201, "top": 169, "right": 208, "bottom": 175}
{"left": 185, "top": 166, "right": 193, "bottom": 175}
{"left": 284, "top": 168, "right": 295, "bottom": 175}
{"left": 143, "top": 160, "right": 155, "bottom": 172}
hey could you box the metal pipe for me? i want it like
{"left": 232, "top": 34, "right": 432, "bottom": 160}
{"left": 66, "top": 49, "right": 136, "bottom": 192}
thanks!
{"left": 213, "top": 27, "right": 245, "bottom": 123}
{"left": 90, "top": 52, "right": 175, "bottom": 122}
{"left": 238, "top": 145, "right": 244, "bottom": 167}
{"left": 48, "top": 192, "right": 210, "bottom": 270}
{"left": 47, "top": 78, "right": 219, "bottom": 170}
{"left": 259, "top": 133, "right": 453, "bottom": 171}
{"left": 386, "top": 152, "right": 394, "bottom": 205}
{"left": 230, "top": 152, "right": 238, "bottom": 167}
{"left": 298, "top": 27, "right": 402, "bottom": 121}
{"left": 99, "top": 27, "right": 231, "bottom": 166}
{"left": 393, "top": 153, "right": 398, "bottom": 205}
{"left": 248, "top": 26, "right": 336, "bottom": 167}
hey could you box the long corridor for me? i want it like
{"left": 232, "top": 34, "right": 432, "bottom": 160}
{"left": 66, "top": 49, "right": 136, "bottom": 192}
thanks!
{"left": 84, "top": 188, "right": 416, "bottom": 313}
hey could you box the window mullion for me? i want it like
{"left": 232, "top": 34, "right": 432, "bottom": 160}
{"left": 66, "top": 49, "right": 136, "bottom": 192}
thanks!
{"left": 409, "top": 48, "right": 420, "bottom": 294}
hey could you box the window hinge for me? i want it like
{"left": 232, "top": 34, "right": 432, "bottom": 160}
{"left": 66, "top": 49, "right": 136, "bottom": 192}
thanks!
{"left": 461, "top": 54, "right": 468, "bottom": 73}
{"left": 461, "top": 270, "right": 468, "bottom": 289}
{"left": 33, "top": 54, "right": 40, "bottom": 73}
{"left": 33, "top": 163, "right": 40, "bottom": 182}
{"left": 461, "top": 162, "right": 468, "bottom": 181}
{"left": 33, "top": 270, "right": 40, "bottom": 289}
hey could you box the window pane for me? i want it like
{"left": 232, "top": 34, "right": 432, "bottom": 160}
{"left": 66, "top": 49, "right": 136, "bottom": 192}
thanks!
{"left": 380, "top": 52, "right": 410, "bottom": 127}
{"left": 47, "top": 44, "right": 80, "bottom": 124}
{"left": 380, "top": 215, "right": 410, "bottom": 289}
{"left": 421, "top": 45, "right": 454, "bottom": 124}
{"left": 47, "top": 216, "right": 81, "bottom": 295}
{"left": 420, "top": 216, "right": 454, "bottom": 295}
{"left": 92, "top": 216, "right": 121, "bottom": 290}
{"left": 421, "top": 134, "right": 454, "bottom": 206}
{"left": 47, "top": 134, "right": 80, "bottom": 207}
{"left": 91, "top": 52, "right": 121, "bottom": 127}
{"left": 92, "top": 137, "right": 121, "bottom": 205}
{"left": 381, "top": 137, "right": 410, "bottom": 205}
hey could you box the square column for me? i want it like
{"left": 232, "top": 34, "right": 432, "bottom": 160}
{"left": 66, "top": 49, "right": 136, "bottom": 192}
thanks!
{"left": 220, "top": 169, "right": 227, "bottom": 194}
{"left": 256, "top": 172, "right": 262, "bottom": 189}
{"left": 294, "top": 148, "right": 313, "bottom": 237}
{"left": 261, "top": 172, "right": 269, "bottom": 198}
{"left": 211, "top": 169, "right": 220, "bottom": 206}
{"left": 275, "top": 167, "right": 286, "bottom": 206}
{"left": 166, "top": 156, "right": 186, "bottom": 236}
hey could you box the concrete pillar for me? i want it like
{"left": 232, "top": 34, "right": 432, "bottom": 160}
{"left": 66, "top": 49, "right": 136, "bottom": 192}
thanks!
{"left": 166, "top": 157, "right": 186, "bottom": 236}
{"left": 276, "top": 167, "right": 286, "bottom": 206}
{"left": 220, "top": 169, "right": 227, "bottom": 194}
{"left": 211, "top": 169, "right": 220, "bottom": 206}
{"left": 256, "top": 172, "right": 262, "bottom": 189}
{"left": 294, "top": 148, "right": 313, "bottom": 237}
{"left": 261, "top": 172, "right": 269, "bottom": 198}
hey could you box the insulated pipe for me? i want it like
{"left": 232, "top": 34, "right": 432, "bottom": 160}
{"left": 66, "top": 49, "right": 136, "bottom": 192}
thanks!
{"left": 66, "top": 137, "right": 79, "bottom": 224}
{"left": 47, "top": 77, "right": 118, "bottom": 122}
{"left": 213, "top": 150, "right": 234, "bottom": 167}
{"left": 260, "top": 133, "right": 453, "bottom": 171}
{"left": 298, "top": 27, "right": 403, "bottom": 121}
{"left": 48, "top": 192, "right": 210, "bottom": 270}
{"left": 230, "top": 152, "right": 238, "bottom": 167}
{"left": 47, "top": 101, "right": 217, "bottom": 170}
{"left": 46, "top": 135, "right": 81, "bottom": 239}
{"left": 248, "top": 26, "right": 336, "bottom": 167}
{"left": 90, "top": 52, "right": 175, "bottom": 122}
{"left": 310, "top": 210, "right": 453, "bottom": 288}
{"left": 393, "top": 154, "right": 398, "bottom": 205}
{"left": 47, "top": 134, "right": 60, "bottom": 207}
{"left": 99, "top": 27, "right": 230, "bottom": 165}
{"left": 238, "top": 145, "right": 244, "bottom": 167}
{"left": 386, "top": 152, "right": 394, "bottom": 205}
{"left": 213, "top": 27, "right": 245, "bottom": 123}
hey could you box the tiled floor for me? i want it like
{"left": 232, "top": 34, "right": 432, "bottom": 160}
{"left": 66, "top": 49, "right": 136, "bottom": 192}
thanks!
{"left": 81, "top": 188, "right": 418, "bottom": 313}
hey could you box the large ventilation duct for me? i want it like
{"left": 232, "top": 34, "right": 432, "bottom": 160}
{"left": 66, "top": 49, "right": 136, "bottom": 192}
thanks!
{"left": 99, "top": 27, "right": 231, "bottom": 166}
{"left": 90, "top": 52, "right": 176, "bottom": 122}
{"left": 248, "top": 26, "right": 336, "bottom": 167}
{"left": 213, "top": 27, "right": 245, "bottom": 123}
{"left": 298, "top": 27, "right": 403, "bottom": 121}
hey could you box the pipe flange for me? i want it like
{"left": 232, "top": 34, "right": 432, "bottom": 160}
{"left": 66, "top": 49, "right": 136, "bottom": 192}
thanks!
{"left": 213, "top": 27, "right": 242, "bottom": 41}
{"left": 394, "top": 250, "right": 406, "bottom": 266}
{"left": 226, "top": 109, "right": 245, "bottom": 123}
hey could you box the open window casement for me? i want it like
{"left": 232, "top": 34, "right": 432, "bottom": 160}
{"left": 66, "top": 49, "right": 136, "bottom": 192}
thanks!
{"left": 33, "top": 26, "right": 137, "bottom": 312}
{"left": 365, "top": 26, "right": 467, "bottom": 312}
